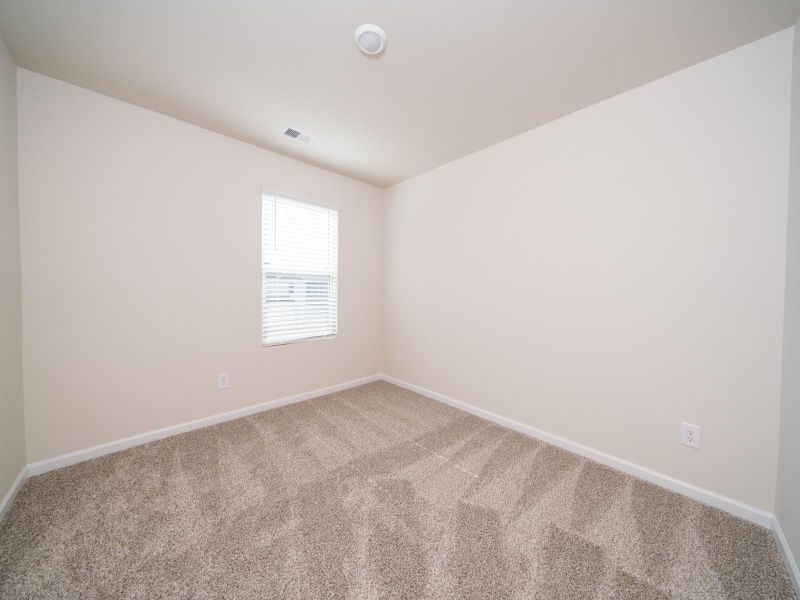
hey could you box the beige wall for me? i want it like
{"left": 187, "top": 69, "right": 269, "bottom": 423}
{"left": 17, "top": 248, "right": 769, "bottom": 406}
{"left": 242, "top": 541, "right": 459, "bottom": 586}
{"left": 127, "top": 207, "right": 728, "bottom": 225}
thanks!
{"left": 383, "top": 30, "right": 792, "bottom": 510}
{"left": 18, "top": 69, "right": 383, "bottom": 463}
{"left": 777, "top": 19, "right": 800, "bottom": 567}
{"left": 0, "top": 36, "right": 25, "bottom": 502}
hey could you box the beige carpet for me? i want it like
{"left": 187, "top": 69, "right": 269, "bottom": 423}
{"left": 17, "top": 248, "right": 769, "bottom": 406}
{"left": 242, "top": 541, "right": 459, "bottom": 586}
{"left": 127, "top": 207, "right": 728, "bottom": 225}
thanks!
{"left": 0, "top": 381, "right": 794, "bottom": 599}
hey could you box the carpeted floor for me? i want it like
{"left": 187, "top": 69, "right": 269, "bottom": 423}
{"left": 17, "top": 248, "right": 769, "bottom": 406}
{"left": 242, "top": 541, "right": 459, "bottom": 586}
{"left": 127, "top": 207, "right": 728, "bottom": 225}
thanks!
{"left": 0, "top": 381, "right": 794, "bottom": 599}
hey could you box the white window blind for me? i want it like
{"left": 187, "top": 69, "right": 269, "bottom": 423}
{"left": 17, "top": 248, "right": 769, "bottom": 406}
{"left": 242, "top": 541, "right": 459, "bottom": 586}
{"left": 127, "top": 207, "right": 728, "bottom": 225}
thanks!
{"left": 261, "top": 192, "right": 338, "bottom": 345}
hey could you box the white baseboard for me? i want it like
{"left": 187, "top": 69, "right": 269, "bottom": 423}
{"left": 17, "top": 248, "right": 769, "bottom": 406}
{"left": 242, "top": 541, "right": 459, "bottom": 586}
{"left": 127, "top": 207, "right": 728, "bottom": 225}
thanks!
{"left": 7, "top": 370, "right": 782, "bottom": 533}
{"left": 380, "top": 374, "right": 774, "bottom": 528}
{"left": 5, "top": 371, "right": 796, "bottom": 586}
{"left": 26, "top": 374, "right": 382, "bottom": 477}
{"left": 773, "top": 516, "right": 800, "bottom": 595}
{"left": 0, "top": 466, "right": 28, "bottom": 522}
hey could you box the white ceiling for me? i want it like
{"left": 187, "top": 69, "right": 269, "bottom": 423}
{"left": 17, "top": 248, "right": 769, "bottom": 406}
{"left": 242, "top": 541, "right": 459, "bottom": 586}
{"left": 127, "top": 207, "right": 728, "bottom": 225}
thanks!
{"left": 0, "top": 1, "right": 798, "bottom": 188}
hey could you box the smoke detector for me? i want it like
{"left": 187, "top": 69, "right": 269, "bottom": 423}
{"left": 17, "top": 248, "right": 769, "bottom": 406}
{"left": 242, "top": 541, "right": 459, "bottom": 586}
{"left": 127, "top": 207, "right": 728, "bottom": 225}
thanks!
{"left": 354, "top": 24, "right": 386, "bottom": 55}
{"left": 283, "top": 127, "right": 315, "bottom": 145}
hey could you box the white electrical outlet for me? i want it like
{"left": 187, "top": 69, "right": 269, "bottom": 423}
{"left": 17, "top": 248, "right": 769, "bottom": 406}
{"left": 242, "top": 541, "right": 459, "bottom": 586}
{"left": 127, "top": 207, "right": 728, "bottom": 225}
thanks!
{"left": 394, "top": 350, "right": 401, "bottom": 362}
{"left": 680, "top": 422, "right": 701, "bottom": 448}
{"left": 217, "top": 373, "right": 229, "bottom": 389}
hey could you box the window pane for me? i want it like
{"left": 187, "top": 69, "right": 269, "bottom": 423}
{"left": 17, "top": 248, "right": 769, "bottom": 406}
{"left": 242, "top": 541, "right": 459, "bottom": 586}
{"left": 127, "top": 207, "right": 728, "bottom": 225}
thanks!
{"left": 261, "top": 193, "right": 338, "bottom": 345}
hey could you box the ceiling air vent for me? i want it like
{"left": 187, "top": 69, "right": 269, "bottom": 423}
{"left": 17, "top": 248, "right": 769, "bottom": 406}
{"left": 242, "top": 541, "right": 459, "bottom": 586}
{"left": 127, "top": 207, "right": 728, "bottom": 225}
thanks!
{"left": 283, "top": 127, "right": 315, "bottom": 145}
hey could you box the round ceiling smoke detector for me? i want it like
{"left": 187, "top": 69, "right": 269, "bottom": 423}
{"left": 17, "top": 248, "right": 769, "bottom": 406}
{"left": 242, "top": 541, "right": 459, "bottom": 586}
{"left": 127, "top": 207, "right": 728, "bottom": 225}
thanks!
{"left": 355, "top": 24, "right": 386, "bottom": 55}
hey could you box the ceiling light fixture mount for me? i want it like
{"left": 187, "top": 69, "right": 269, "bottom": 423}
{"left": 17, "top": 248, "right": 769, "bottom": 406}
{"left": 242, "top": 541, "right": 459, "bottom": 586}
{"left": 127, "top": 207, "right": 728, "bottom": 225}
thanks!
{"left": 354, "top": 24, "right": 386, "bottom": 55}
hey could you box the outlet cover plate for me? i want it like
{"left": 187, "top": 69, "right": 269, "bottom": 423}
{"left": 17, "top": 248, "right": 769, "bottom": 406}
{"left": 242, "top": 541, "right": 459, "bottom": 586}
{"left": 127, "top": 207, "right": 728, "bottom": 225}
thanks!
{"left": 217, "top": 373, "right": 229, "bottom": 389}
{"left": 681, "top": 422, "right": 701, "bottom": 448}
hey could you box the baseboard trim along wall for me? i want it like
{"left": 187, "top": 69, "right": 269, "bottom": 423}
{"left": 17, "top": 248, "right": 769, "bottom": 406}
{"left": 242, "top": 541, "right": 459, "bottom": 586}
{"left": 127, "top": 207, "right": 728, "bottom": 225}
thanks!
{"left": 0, "top": 466, "right": 28, "bottom": 522}
{"left": 8, "top": 372, "right": 786, "bottom": 541}
{"left": 773, "top": 516, "right": 800, "bottom": 595}
{"left": 25, "top": 374, "right": 382, "bottom": 478}
{"left": 380, "top": 374, "right": 776, "bottom": 529}
{"left": 386, "top": 372, "right": 800, "bottom": 588}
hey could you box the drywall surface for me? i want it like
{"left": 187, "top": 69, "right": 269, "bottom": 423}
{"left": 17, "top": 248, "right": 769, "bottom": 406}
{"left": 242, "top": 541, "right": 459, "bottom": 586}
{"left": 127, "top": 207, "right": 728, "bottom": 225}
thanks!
{"left": 777, "top": 20, "right": 800, "bottom": 567}
{"left": 383, "top": 30, "right": 792, "bottom": 510}
{"left": 0, "top": 36, "right": 25, "bottom": 505}
{"left": 18, "top": 70, "right": 382, "bottom": 462}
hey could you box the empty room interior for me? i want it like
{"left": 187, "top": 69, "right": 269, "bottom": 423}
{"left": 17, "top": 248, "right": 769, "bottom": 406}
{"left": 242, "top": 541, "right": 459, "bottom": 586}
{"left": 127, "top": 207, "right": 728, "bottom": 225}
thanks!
{"left": 2, "top": 1, "right": 800, "bottom": 598}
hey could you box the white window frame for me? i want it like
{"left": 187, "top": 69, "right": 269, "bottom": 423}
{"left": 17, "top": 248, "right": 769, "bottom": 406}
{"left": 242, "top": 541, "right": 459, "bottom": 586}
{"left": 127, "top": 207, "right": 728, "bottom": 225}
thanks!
{"left": 261, "top": 188, "right": 340, "bottom": 347}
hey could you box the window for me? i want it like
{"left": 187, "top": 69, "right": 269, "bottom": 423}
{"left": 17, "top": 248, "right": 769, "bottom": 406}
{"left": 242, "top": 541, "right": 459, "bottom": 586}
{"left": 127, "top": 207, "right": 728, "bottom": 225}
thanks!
{"left": 261, "top": 191, "right": 339, "bottom": 345}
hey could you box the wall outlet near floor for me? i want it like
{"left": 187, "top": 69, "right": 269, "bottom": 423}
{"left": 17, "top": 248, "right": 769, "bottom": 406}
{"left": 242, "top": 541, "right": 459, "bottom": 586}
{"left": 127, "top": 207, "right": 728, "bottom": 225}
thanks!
{"left": 680, "top": 422, "right": 701, "bottom": 448}
{"left": 217, "top": 373, "right": 229, "bottom": 389}
{"left": 394, "top": 350, "right": 401, "bottom": 362}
